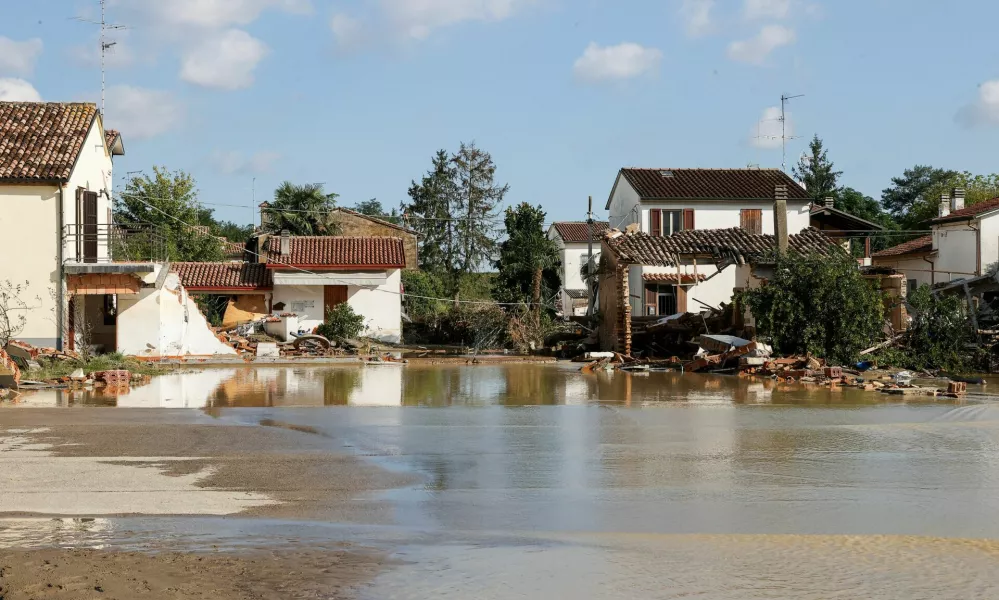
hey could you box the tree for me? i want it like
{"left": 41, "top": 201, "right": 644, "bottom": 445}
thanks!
{"left": 403, "top": 150, "right": 460, "bottom": 277}
{"left": 0, "top": 280, "right": 31, "bottom": 348}
{"left": 264, "top": 182, "right": 340, "bottom": 236}
{"left": 881, "top": 165, "right": 959, "bottom": 229}
{"left": 494, "top": 203, "right": 561, "bottom": 324}
{"left": 316, "top": 303, "right": 365, "bottom": 340}
{"left": 740, "top": 251, "right": 885, "bottom": 365}
{"left": 353, "top": 199, "right": 400, "bottom": 224}
{"left": 453, "top": 142, "right": 507, "bottom": 275}
{"left": 793, "top": 135, "right": 842, "bottom": 200}
{"left": 213, "top": 221, "right": 255, "bottom": 243}
{"left": 116, "top": 167, "right": 224, "bottom": 262}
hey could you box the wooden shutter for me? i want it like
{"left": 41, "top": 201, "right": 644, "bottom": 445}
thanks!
{"left": 676, "top": 285, "right": 688, "bottom": 313}
{"left": 682, "top": 209, "right": 695, "bottom": 231}
{"left": 324, "top": 285, "right": 348, "bottom": 316}
{"left": 650, "top": 209, "right": 662, "bottom": 237}
{"left": 83, "top": 191, "right": 99, "bottom": 263}
{"left": 645, "top": 286, "right": 657, "bottom": 315}
{"left": 740, "top": 209, "right": 762, "bottom": 235}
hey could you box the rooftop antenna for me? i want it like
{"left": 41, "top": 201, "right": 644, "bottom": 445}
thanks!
{"left": 72, "top": 0, "right": 126, "bottom": 116}
{"left": 779, "top": 93, "right": 804, "bottom": 172}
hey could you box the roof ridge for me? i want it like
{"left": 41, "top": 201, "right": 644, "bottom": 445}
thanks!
{"left": 621, "top": 167, "right": 784, "bottom": 171}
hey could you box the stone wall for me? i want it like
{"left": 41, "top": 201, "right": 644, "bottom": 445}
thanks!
{"left": 336, "top": 212, "right": 419, "bottom": 270}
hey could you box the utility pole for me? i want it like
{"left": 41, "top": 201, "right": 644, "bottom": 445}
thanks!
{"left": 779, "top": 93, "right": 804, "bottom": 172}
{"left": 586, "top": 195, "right": 596, "bottom": 319}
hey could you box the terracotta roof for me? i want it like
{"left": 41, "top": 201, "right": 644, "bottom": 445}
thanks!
{"left": 809, "top": 204, "right": 884, "bottom": 231}
{"left": 564, "top": 289, "right": 589, "bottom": 299}
{"left": 264, "top": 236, "right": 406, "bottom": 268}
{"left": 871, "top": 235, "right": 933, "bottom": 258}
{"left": 0, "top": 102, "right": 98, "bottom": 182}
{"left": 172, "top": 262, "right": 272, "bottom": 290}
{"left": 643, "top": 273, "right": 707, "bottom": 283}
{"left": 929, "top": 197, "right": 999, "bottom": 224}
{"left": 551, "top": 221, "right": 610, "bottom": 243}
{"left": 221, "top": 240, "right": 246, "bottom": 260}
{"left": 605, "top": 227, "right": 839, "bottom": 267}
{"left": 616, "top": 168, "right": 810, "bottom": 203}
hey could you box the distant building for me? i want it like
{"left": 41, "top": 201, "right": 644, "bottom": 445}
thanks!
{"left": 547, "top": 220, "right": 608, "bottom": 316}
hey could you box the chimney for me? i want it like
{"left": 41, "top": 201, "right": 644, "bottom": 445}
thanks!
{"left": 951, "top": 188, "right": 966, "bottom": 212}
{"left": 774, "top": 184, "right": 789, "bottom": 252}
{"left": 939, "top": 193, "right": 950, "bottom": 218}
{"left": 824, "top": 197, "right": 835, "bottom": 209}
{"left": 259, "top": 202, "right": 271, "bottom": 228}
{"left": 280, "top": 229, "right": 290, "bottom": 257}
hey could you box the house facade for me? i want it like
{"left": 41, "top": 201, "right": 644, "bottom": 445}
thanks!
{"left": 0, "top": 102, "right": 125, "bottom": 349}
{"left": 872, "top": 189, "right": 995, "bottom": 291}
{"left": 547, "top": 220, "right": 608, "bottom": 316}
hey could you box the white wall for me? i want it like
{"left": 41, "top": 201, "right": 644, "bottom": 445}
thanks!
{"left": 872, "top": 255, "right": 936, "bottom": 290}
{"left": 639, "top": 201, "right": 811, "bottom": 235}
{"left": 64, "top": 120, "right": 115, "bottom": 262}
{"left": 978, "top": 213, "right": 999, "bottom": 274}
{"left": 630, "top": 263, "right": 737, "bottom": 315}
{"left": 561, "top": 243, "right": 592, "bottom": 291}
{"left": 0, "top": 185, "right": 61, "bottom": 345}
{"left": 607, "top": 175, "right": 641, "bottom": 230}
{"left": 934, "top": 222, "right": 980, "bottom": 281}
{"left": 270, "top": 269, "right": 402, "bottom": 343}
{"left": 117, "top": 273, "right": 236, "bottom": 357}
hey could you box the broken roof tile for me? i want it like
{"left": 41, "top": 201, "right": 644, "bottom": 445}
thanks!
{"left": 605, "top": 227, "right": 839, "bottom": 266}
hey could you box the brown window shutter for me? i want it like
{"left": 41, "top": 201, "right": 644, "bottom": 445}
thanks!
{"left": 676, "top": 285, "right": 688, "bottom": 312}
{"left": 650, "top": 209, "right": 662, "bottom": 237}
{"left": 683, "top": 209, "right": 695, "bottom": 231}
{"left": 740, "top": 209, "right": 762, "bottom": 235}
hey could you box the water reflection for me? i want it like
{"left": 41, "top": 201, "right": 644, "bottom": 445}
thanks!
{"left": 13, "top": 364, "right": 982, "bottom": 408}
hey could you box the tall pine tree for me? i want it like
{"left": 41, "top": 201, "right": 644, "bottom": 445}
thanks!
{"left": 453, "top": 142, "right": 507, "bottom": 275}
{"left": 793, "top": 135, "right": 842, "bottom": 200}
{"left": 404, "top": 150, "right": 460, "bottom": 277}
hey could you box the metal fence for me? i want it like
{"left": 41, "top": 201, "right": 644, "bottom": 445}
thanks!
{"left": 63, "top": 223, "right": 167, "bottom": 264}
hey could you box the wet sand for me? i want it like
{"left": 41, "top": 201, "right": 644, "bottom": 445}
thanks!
{"left": 0, "top": 545, "right": 385, "bottom": 600}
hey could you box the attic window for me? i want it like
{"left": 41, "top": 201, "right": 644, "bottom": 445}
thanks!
{"left": 659, "top": 170, "right": 674, "bottom": 178}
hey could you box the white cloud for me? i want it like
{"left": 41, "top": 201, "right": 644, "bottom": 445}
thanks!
{"left": 331, "top": 13, "right": 366, "bottom": 48}
{"left": 679, "top": 0, "right": 714, "bottom": 37}
{"left": 382, "top": 0, "right": 533, "bottom": 40}
{"left": 105, "top": 85, "right": 183, "bottom": 139}
{"left": 573, "top": 42, "right": 663, "bottom": 83}
{"left": 212, "top": 150, "right": 282, "bottom": 175}
{"left": 0, "top": 37, "right": 43, "bottom": 75}
{"left": 744, "top": 0, "right": 791, "bottom": 19}
{"left": 727, "top": 24, "right": 795, "bottom": 65}
{"left": 0, "top": 78, "right": 42, "bottom": 101}
{"left": 180, "top": 29, "right": 269, "bottom": 90}
{"left": 957, "top": 80, "right": 999, "bottom": 128}
{"left": 114, "top": 0, "right": 311, "bottom": 29}
{"left": 750, "top": 106, "right": 792, "bottom": 149}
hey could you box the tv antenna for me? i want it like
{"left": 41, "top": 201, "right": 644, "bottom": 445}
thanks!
{"left": 779, "top": 93, "right": 803, "bottom": 172}
{"left": 72, "top": 0, "right": 127, "bottom": 116}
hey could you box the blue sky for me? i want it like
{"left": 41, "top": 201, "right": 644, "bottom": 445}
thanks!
{"left": 2, "top": 0, "right": 998, "bottom": 226}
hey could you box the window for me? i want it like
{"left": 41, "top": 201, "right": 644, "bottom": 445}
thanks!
{"left": 649, "top": 209, "right": 692, "bottom": 237}
{"left": 644, "top": 284, "right": 685, "bottom": 316}
{"left": 740, "top": 209, "right": 762, "bottom": 235}
{"left": 907, "top": 279, "right": 918, "bottom": 296}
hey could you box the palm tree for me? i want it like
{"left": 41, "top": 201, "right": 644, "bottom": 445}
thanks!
{"left": 264, "top": 182, "right": 341, "bottom": 236}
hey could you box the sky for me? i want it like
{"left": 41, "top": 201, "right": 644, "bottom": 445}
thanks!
{"left": 2, "top": 0, "right": 998, "bottom": 227}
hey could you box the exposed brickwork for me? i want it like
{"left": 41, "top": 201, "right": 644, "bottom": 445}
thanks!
{"left": 0, "top": 347, "right": 21, "bottom": 387}
{"left": 616, "top": 263, "right": 631, "bottom": 355}
{"left": 67, "top": 274, "right": 141, "bottom": 295}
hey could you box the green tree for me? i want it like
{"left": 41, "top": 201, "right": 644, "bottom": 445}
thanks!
{"left": 494, "top": 203, "right": 561, "bottom": 324}
{"left": 404, "top": 150, "right": 460, "bottom": 278}
{"left": 881, "top": 165, "right": 959, "bottom": 229}
{"left": 792, "top": 135, "right": 842, "bottom": 200}
{"left": 115, "top": 167, "right": 224, "bottom": 262}
{"left": 740, "top": 251, "right": 885, "bottom": 365}
{"left": 212, "top": 221, "right": 255, "bottom": 243}
{"left": 264, "top": 182, "right": 340, "bottom": 236}
{"left": 353, "top": 199, "right": 400, "bottom": 224}
{"left": 453, "top": 142, "right": 507, "bottom": 275}
{"left": 316, "top": 303, "right": 365, "bottom": 340}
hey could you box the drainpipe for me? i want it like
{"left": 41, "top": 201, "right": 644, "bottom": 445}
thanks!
{"left": 970, "top": 220, "right": 982, "bottom": 276}
{"left": 56, "top": 184, "right": 65, "bottom": 350}
{"left": 922, "top": 255, "right": 936, "bottom": 286}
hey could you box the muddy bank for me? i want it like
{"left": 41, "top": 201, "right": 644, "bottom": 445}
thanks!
{"left": 0, "top": 545, "right": 386, "bottom": 600}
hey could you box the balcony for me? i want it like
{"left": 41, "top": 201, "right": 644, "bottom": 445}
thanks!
{"left": 63, "top": 223, "right": 167, "bottom": 274}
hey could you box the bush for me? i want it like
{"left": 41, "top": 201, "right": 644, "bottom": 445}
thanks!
{"left": 739, "top": 251, "right": 885, "bottom": 365}
{"left": 316, "top": 303, "right": 365, "bottom": 341}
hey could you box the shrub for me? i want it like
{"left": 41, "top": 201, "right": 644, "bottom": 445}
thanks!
{"left": 316, "top": 303, "right": 365, "bottom": 341}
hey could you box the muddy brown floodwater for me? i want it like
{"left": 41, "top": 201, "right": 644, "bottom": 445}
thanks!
{"left": 3, "top": 364, "right": 999, "bottom": 599}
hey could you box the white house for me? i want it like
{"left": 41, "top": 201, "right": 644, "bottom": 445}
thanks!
{"left": 872, "top": 189, "right": 996, "bottom": 291}
{"left": 0, "top": 102, "right": 124, "bottom": 349}
{"left": 604, "top": 168, "right": 811, "bottom": 315}
{"left": 547, "top": 220, "right": 608, "bottom": 316}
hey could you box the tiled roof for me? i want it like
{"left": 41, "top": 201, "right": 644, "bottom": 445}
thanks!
{"left": 105, "top": 129, "right": 119, "bottom": 148}
{"left": 643, "top": 273, "right": 707, "bottom": 283}
{"left": 606, "top": 227, "right": 839, "bottom": 267}
{"left": 264, "top": 236, "right": 406, "bottom": 268}
{"left": 930, "top": 197, "right": 999, "bottom": 224}
{"left": 221, "top": 240, "right": 246, "bottom": 260}
{"left": 564, "top": 289, "right": 589, "bottom": 299}
{"left": 172, "top": 262, "right": 272, "bottom": 290}
{"left": 871, "top": 235, "right": 933, "bottom": 258}
{"left": 0, "top": 102, "right": 98, "bottom": 182}
{"left": 551, "top": 221, "right": 610, "bottom": 243}
{"left": 618, "top": 168, "right": 809, "bottom": 201}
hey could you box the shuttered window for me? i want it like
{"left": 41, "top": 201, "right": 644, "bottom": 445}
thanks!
{"left": 683, "top": 209, "right": 695, "bottom": 231}
{"left": 650, "top": 210, "right": 684, "bottom": 237}
{"left": 740, "top": 209, "right": 762, "bottom": 235}
{"left": 650, "top": 209, "right": 662, "bottom": 237}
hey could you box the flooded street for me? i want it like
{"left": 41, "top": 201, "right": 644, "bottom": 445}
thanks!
{"left": 4, "top": 364, "right": 999, "bottom": 598}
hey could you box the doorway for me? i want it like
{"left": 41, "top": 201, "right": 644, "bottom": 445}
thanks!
{"left": 324, "top": 285, "right": 348, "bottom": 318}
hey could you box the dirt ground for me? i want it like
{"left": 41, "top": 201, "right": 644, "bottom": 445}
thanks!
{"left": 0, "top": 545, "right": 386, "bottom": 600}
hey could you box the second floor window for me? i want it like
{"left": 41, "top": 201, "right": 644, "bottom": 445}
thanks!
{"left": 650, "top": 209, "right": 693, "bottom": 237}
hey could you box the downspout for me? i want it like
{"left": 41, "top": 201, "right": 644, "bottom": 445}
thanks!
{"left": 56, "top": 184, "right": 65, "bottom": 350}
{"left": 921, "top": 255, "right": 935, "bottom": 286}
{"left": 971, "top": 220, "right": 982, "bottom": 276}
